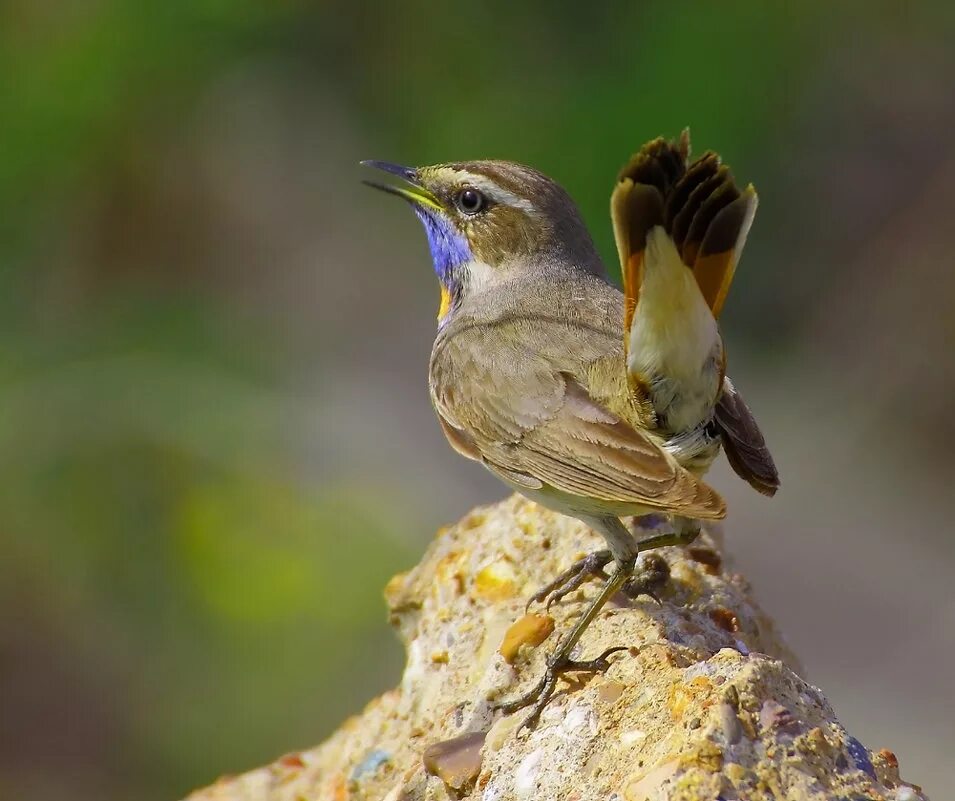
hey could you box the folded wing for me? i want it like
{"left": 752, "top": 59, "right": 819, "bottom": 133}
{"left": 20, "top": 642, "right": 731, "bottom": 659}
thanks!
{"left": 430, "top": 324, "right": 726, "bottom": 519}
{"left": 714, "top": 377, "right": 780, "bottom": 496}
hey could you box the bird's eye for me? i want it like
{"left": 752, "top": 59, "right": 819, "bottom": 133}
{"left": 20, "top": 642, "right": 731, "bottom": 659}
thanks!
{"left": 454, "top": 187, "right": 485, "bottom": 215}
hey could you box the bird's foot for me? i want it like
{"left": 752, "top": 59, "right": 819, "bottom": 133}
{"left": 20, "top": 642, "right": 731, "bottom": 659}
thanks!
{"left": 526, "top": 549, "right": 613, "bottom": 611}
{"left": 622, "top": 552, "right": 671, "bottom": 604}
{"left": 496, "top": 646, "right": 627, "bottom": 732}
{"left": 500, "top": 563, "right": 634, "bottom": 731}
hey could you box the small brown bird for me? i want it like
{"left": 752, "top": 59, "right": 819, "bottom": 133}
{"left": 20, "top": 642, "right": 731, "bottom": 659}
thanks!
{"left": 362, "top": 132, "right": 777, "bottom": 727}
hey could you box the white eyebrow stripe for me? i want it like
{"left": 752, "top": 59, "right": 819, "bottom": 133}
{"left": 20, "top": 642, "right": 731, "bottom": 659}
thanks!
{"left": 453, "top": 172, "right": 537, "bottom": 213}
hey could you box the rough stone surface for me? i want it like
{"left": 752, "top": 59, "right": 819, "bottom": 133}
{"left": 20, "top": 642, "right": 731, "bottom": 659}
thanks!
{"left": 185, "top": 495, "right": 928, "bottom": 801}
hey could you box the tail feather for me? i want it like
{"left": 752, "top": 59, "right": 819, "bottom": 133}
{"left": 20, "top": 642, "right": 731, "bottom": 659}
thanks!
{"left": 681, "top": 168, "right": 735, "bottom": 264}
{"left": 611, "top": 133, "right": 777, "bottom": 496}
{"left": 670, "top": 162, "right": 727, "bottom": 255}
{"left": 612, "top": 130, "right": 757, "bottom": 320}
{"left": 611, "top": 182, "right": 660, "bottom": 334}
{"left": 694, "top": 186, "right": 757, "bottom": 318}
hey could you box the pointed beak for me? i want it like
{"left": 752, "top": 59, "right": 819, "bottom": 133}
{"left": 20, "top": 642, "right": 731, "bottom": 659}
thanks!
{"left": 360, "top": 160, "right": 444, "bottom": 212}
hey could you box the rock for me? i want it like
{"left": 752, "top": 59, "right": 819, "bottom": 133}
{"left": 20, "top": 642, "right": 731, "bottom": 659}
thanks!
{"left": 422, "top": 731, "right": 486, "bottom": 790}
{"left": 184, "top": 495, "right": 928, "bottom": 801}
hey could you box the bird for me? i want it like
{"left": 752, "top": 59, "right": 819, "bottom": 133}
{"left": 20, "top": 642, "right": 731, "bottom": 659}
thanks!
{"left": 361, "top": 131, "right": 778, "bottom": 728}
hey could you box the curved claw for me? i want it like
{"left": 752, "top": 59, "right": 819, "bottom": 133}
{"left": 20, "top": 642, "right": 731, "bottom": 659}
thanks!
{"left": 495, "top": 673, "right": 550, "bottom": 716}
{"left": 526, "top": 550, "right": 614, "bottom": 612}
{"left": 590, "top": 645, "right": 629, "bottom": 669}
{"left": 498, "top": 646, "right": 629, "bottom": 733}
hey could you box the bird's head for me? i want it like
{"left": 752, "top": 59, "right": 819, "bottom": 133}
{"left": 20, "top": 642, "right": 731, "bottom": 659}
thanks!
{"left": 362, "top": 159, "right": 602, "bottom": 321}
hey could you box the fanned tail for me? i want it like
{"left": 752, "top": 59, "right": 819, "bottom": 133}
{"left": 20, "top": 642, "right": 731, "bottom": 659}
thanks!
{"left": 610, "top": 132, "right": 779, "bottom": 495}
{"left": 611, "top": 129, "right": 758, "bottom": 326}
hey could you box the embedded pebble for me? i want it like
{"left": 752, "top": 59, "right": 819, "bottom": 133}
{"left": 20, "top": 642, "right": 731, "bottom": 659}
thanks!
{"left": 514, "top": 749, "right": 544, "bottom": 797}
{"left": 759, "top": 700, "right": 799, "bottom": 733}
{"left": 686, "top": 545, "right": 722, "bottom": 573}
{"left": 878, "top": 747, "right": 899, "bottom": 770}
{"left": 622, "top": 760, "right": 679, "bottom": 800}
{"left": 845, "top": 735, "right": 876, "bottom": 779}
{"left": 485, "top": 714, "right": 523, "bottom": 752}
{"left": 596, "top": 680, "right": 625, "bottom": 704}
{"left": 620, "top": 729, "right": 646, "bottom": 747}
{"left": 277, "top": 752, "right": 305, "bottom": 769}
{"left": 716, "top": 702, "right": 743, "bottom": 744}
{"left": 709, "top": 607, "right": 740, "bottom": 633}
{"left": 681, "top": 662, "right": 711, "bottom": 682}
{"left": 422, "top": 731, "right": 486, "bottom": 790}
{"left": 351, "top": 748, "right": 390, "bottom": 781}
{"left": 499, "top": 613, "right": 555, "bottom": 664}
{"left": 562, "top": 703, "right": 595, "bottom": 734}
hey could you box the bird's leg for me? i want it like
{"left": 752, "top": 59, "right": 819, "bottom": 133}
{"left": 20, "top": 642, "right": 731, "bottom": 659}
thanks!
{"left": 526, "top": 549, "right": 612, "bottom": 610}
{"left": 622, "top": 517, "right": 700, "bottom": 599}
{"left": 497, "top": 516, "right": 702, "bottom": 730}
{"left": 631, "top": 516, "right": 701, "bottom": 552}
{"left": 526, "top": 516, "right": 698, "bottom": 611}
{"left": 497, "top": 560, "right": 633, "bottom": 731}
{"left": 498, "top": 645, "right": 629, "bottom": 733}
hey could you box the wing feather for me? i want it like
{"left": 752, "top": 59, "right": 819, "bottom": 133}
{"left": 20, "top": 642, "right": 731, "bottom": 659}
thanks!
{"left": 715, "top": 377, "right": 780, "bottom": 496}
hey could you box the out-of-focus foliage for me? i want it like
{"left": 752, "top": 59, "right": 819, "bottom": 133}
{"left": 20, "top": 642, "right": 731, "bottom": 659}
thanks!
{"left": 1, "top": 2, "right": 954, "bottom": 800}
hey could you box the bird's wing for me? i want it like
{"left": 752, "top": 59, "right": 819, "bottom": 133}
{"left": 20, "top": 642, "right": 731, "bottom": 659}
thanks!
{"left": 509, "top": 379, "right": 726, "bottom": 517}
{"left": 430, "top": 320, "right": 726, "bottom": 519}
{"left": 715, "top": 377, "right": 779, "bottom": 496}
{"left": 611, "top": 130, "right": 758, "bottom": 326}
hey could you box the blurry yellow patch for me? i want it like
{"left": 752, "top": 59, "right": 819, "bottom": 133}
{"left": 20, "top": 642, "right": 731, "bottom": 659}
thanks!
{"left": 383, "top": 571, "right": 418, "bottom": 615}
{"left": 499, "top": 612, "right": 554, "bottom": 663}
{"left": 461, "top": 511, "right": 486, "bottom": 530}
{"left": 472, "top": 559, "right": 517, "bottom": 601}
{"left": 668, "top": 676, "right": 713, "bottom": 719}
{"left": 677, "top": 741, "right": 724, "bottom": 773}
{"left": 436, "top": 550, "right": 466, "bottom": 595}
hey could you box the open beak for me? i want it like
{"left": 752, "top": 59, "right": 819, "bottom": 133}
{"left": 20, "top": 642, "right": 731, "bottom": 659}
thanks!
{"left": 360, "top": 160, "right": 444, "bottom": 212}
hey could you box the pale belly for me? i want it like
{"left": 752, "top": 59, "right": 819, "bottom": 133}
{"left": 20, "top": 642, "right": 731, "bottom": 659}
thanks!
{"left": 485, "top": 464, "right": 657, "bottom": 521}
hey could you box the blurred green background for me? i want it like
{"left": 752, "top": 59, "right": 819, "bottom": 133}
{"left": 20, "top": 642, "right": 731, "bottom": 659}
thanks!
{"left": 2, "top": 2, "right": 954, "bottom": 799}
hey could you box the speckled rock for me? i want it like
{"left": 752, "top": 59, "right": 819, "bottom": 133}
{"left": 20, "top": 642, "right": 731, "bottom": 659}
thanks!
{"left": 185, "top": 495, "right": 928, "bottom": 801}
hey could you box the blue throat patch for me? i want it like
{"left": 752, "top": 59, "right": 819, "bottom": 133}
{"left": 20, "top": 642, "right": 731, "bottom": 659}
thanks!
{"left": 413, "top": 207, "right": 471, "bottom": 287}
